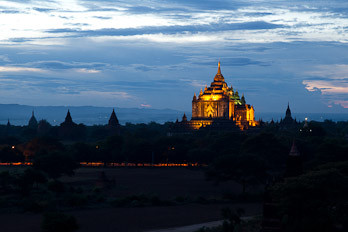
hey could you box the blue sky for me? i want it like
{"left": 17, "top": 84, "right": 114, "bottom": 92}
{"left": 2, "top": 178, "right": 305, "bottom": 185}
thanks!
{"left": 1, "top": 0, "right": 348, "bottom": 114}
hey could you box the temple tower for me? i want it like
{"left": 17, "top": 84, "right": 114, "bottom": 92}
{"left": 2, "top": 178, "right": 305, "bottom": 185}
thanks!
{"left": 28, "top": 111, "right": 38, "bottom": 129}
{"left": 60, "top": 110, "right": 76, "bottom": 127}
{"left": 191, "top": 61, "right": 257, "bottom": 129}
{"left": 107, "top": 109, "right": 121, "bottom": 135}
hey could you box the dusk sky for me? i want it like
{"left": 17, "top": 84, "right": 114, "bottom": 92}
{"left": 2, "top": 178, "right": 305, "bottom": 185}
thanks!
{"left": 1, "top": 0, "right": 348, "bottom": 114}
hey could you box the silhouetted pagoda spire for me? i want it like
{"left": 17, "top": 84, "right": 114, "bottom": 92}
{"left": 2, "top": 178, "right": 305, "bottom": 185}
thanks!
{"left": 7, "top": 119, "right": 11, "bottom": 127}
{"left": 28, "top": 111, "right": 38, "bottom": 128}
{"left": 182, "top": 113, "right": 187, "bottom": 122}
{"left": 284, "top": 140, "right": 302, "bottom": 178}
{"left": 241, "top": 94, "right": 246, "bottom": 105}
{"left": 280, "top": 102, "right": 295, "bottom": 125}
{"left": 106, "top": 108, "right": 121, "bottom": 135}
{"left": 60, "top": 110, "right": 76, "bottom": 127}
{"left": 108, "top": 109, "right": 119, "bottom": 127}
{"left": 65, "top": 110, "right": 72, "bottom": 123}
{"left": 286, "top": 102, "right": 291, "bottom": 118}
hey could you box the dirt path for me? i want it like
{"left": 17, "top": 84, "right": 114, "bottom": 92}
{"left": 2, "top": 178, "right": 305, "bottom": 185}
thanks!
{"left": 144, "top": 220, "right": 223, "bottom": 232}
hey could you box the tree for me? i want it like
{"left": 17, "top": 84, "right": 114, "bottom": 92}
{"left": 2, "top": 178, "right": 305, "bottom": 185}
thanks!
{"left": 0, "top": 171, "right": 13, "bottom": 193}
{"left": 241, "top": 133, "right": 288, "bottom": 173}
{"left": 221, "top": 208, "right": 243, "bottom": 232}
{"left": 23, "top": 137, "right": 63, "bottom": 161}
{"left": 270, "top": 162, "right": 348, "bottom": 232}
{"left": 23, "top": 167, "right": 47, "bottom": 188}
{"left": 207, "top": 153, "right": 268, "bottom": 194}
{"left": 187, "top": 148, "right": 214, "bottom": 164}
{"left": 70, "top": 142, "right": 99, "bottom": 163}
{"left": 34, "top": 151, "right": 79, "bottom": 180}
{"left": 0, "top": 146, "right": 24, "bottom": 163}
{"left": 42, "top": 212, "right": 78, "bottom": 232}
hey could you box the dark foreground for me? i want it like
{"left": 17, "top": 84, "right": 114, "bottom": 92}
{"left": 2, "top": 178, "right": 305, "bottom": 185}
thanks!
{"left": 0, "top": 203, "right": 261, "bottom": 232}
{"left": 0, "top": 167, "right": 262, "bottom": 232}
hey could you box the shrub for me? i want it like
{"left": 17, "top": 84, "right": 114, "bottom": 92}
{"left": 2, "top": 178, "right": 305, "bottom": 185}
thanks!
{"left": 41, "top": 212, "right": 78, "bottom": 232}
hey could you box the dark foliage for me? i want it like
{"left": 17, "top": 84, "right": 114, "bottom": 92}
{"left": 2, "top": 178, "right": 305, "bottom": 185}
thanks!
{"left": 41, "top": 212, "right": 79, "bottom": 232}
{"left": 270, "top": 161, "right": 348, "bottom": 232}
{"left": 207, "top": 153, "right": 268, "bottom": 194}
{"left": 34, "top": 151, "right": 79, "bottom": 179}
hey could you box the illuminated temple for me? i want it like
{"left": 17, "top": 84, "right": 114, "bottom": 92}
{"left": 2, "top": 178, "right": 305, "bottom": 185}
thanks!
{"left": 173, "top": 61, "right": 258, "bottom": 132}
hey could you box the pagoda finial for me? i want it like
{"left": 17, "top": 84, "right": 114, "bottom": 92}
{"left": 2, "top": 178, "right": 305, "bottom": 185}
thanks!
{"left": 108, "top": 108, "right": 119, "bottom": 126}
{"left": 182, "top": 113, "right": 187, "bottom": 122}
{"left": 286, "top": 102, "right": 292, "bottom": 118}
{"left": 217, "top": 60, "right": 221, "bottom": 74}
{"left": 241, "top": 94, "right": 246, "bottom": 105}
{"left": 65, "top": 109, "right": 73, "bottom": 123}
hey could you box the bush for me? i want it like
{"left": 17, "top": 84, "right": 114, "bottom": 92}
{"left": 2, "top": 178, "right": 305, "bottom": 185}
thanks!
{"left": 41, "top": 212, "right": 78, "bottom": 232}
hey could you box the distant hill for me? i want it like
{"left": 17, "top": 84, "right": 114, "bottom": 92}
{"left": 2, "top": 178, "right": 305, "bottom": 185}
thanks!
{"left": 0, "top": 104, "right": 347, "bottom": 126}
{"left": 255, "top": 112, "right": 348, "bottom": 123}
{"left": 0, "top": 104, "right": 188, "bottom": 126}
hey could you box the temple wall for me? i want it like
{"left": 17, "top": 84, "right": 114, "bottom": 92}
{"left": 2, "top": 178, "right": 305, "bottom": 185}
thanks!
{"left": 192, "top": 100, "right": 198, "bottom": 118}
{"left": 229, "top": 101, "right": 234, "bottom": 119}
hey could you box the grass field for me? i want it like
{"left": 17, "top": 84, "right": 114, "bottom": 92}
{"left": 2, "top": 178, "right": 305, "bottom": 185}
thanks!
{"left": 0, "top": 167, "right": 263, "bottom": 232}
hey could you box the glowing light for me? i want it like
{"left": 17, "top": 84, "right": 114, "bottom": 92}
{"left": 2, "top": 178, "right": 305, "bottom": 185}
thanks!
{"left": 78, "top": 162, "right": 206, "bottom": 167}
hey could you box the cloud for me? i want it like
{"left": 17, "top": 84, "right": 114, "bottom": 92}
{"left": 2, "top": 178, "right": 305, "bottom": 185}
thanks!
{"left": 75, "top": 68, "right": 100, "bottom": 74}
{"left": 45, "top": 21, "right": 285, "bottom": 38}
{"left": 25, "top": 60, "right": 109, "bottom": 71}
{"left": 305, "top": 64, "right": 348, "bottom": 80}
{"left": 79, "top": 90, "right": 135, "bottom": 100}
{"left": 180, "top": 79, "right": 206, "bottom": 88}
{"left": 92, "top": 16, "right": 112, "bottom": 20}
{"left": 140, "top": 103, "right": 151, "bottom": 108}
{"left": 330, "top": 100, "right": 348, "bottom": 109}
{"left": 0, "top": 0, "right": 348, "bottom": 113}
{"left": 192, "top": 57, "right": 269, "bottom": 67}
{"left": 0, "top": 55, "right": 10, "bottom": 62}
{"left": 2, "top": 0, "right": 348, "bottom": 47}
{"left": 303, "top": 80, "right": 348, "bottom": 94}
{"left": 0, "top": 66, "right": 45, "bottom": 73}
{"left": 303, "top": 64, "right": 348, "bottom": 95}
{"left": 133, "top": 64, "right": 156, "bottom": 72}
{"left": 32, "top": 7, "right": 53, "bottom": 12}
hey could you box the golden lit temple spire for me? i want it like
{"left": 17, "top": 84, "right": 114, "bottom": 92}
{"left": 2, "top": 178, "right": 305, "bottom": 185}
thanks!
{"left": 213, "top": 60, "right": 225, "bottom": 82}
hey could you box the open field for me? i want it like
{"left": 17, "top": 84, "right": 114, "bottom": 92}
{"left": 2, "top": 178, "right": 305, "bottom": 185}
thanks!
{"left": 0, "top": 167, "right": 263, "bottom": 232}
{"left": 62, "top": 167, "right": 248, "bottom": 199}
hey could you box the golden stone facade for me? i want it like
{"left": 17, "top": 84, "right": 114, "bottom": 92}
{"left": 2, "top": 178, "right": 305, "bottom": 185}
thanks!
{"left": 190, "top": 61, "right": 257, "bottom": 130}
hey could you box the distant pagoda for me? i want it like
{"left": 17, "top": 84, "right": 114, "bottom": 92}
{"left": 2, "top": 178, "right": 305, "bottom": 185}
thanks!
{"left": 107, "top": 109, "right": 121, "bottom": 135}
{"left": 28, "top": 111, "right": 38, "bottom": 129}
{"left": 284, "top": 140, "right": 302, "bottom": 178}
{"left": 60, "top": 110, "right": 76, "bottom": 127}
{"left": 281, "top": 103, "right": 295, "bottom": 125}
